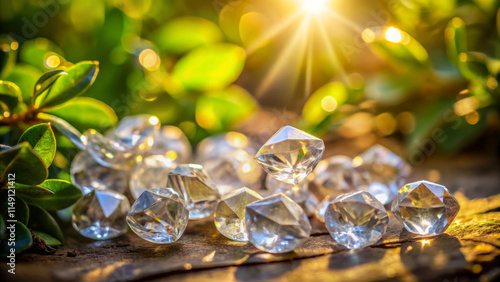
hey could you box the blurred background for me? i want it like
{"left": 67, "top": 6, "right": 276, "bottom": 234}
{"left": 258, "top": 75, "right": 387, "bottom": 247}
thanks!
{"left": 1, "top": 0, "right": 499, "bottom": 159}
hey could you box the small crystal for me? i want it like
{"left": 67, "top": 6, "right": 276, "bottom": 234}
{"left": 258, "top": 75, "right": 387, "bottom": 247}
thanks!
{"left": 196, "top": 132, "right": 255, "bottom": 162}
{"left": 106, "top": 114, "right": 160, "bottom": 149}
{"left": 83, "top": 129, "right": 138, "bottom": 170}
{"left": 265, "top": 174, "right": 309, "bottom": 202}
{"left": 354, "top": 145, "right": 411, "bottom": 205}
{"left": 391, "top": 180, "right": 460, "bottom": 236}
{"left": 127, "top": 188, "right": 189, "bottom": 243}
{"left": 299, "top": 192, "right": 319, "bottom": 217}
{"left": 325, "top": 191, "right": 389, "bottom": 249}
{"left": 149, "top": 125, "right": 192, "bottom": 163}
{"left": 71, "top": 151, "right": 129, "bottom": 195}
{"left": 167, "top": 164, "right": 221, "bottom": 219}
{"left": 130, "top": 155, "right": 177, "bottom": 199}
{"left": 313, "top": 155, "right": 361, "bottom": 197}
{"left": 72, "top": 189, "right": 130, "bottom": 240}
{"left": 246, "top": 193, "right": 311, "bottom": 253}
{"left": 214, "top": 188, "right": 263, "bottom": 241}
{"left": 315, "top": 195, "right": 333, "bottom": 223}
{"left": 255, "top": 126, "right": 325, "bottom": 185}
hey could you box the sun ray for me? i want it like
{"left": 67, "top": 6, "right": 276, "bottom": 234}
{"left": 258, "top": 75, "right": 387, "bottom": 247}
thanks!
{"left": 316, "top": 16, "right": 348, "bottom": 82}
{"left": 323, "top": 9, "right": 364, "bottom": 33}
{"left": 304, "top": 40, "right": 313, "bottom": 98}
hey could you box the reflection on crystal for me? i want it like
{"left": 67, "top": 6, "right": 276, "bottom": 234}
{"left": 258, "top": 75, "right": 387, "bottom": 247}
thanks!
{"left": 149, "top": 125, "right": 192, "bottom": 163}
{"left": 391, "top": 180, "right": 460, "bottom": 236}
{"left": 130, "top": 155, "right": 177, "bottom": 199}
{"left": 315, "top": 195, "right": 333, "bottom": 223}
{"left": 215, "top": 188, "right": 263, "bottom": 241}
{"left": 246, "top": 193, "right": 311, "bottom": 253}
{"left": 106, "top": 114, "right": 159, "bottom": 150}
{"left": 83, "top": 129, "right": 138, "bottom": 170}
{"left": 265, "top": 174, "right": 309, "bottom": 202}
{"left": 72, "top": 189, "right": 130, "bottom": 240}
{"left": 255, "top": 126, "right": 325, "bottom": 185}
{"left": 167, "top": 164, "right": 221, "bottom": 219}
{"left": 196, "top": 132, "right": 255, "bottom": 162}
{"left": 312, "top": 155, "right": 362, "bottom": 197}
{"left": 127, "top": 188, "right": 189, "bottom": 243}
{"left": 325, "top": 191, "right": 388, "bottom": 249}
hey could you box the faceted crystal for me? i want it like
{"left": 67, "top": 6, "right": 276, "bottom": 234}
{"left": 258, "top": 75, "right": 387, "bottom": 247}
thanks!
{"left": 391, "top": 180, "right": 460, "bottom": 236}
{"left": 106, "top": 114, "right": 160, "bottom": 149}
{"left": 130, "top": 155, "right": 177, "bottom": 199}
{"left": 72, "top": 189, "right": 130, "bottom": 240}
{"left": 313, "top": 155, "right": 362, "bottom": 198}
{"left": 167, "top": 164, "right": 221, "bottom": 219}
{"left": 196, "top": 132, "right": 255, "bottom": 163}
{"left": 325, "top": 191, "right": 389, "bottom": 249}
{"left": 71, "top": 151, "right": 129, "bottom": 195}
{"left": 354, "top": 144, "right": 411, "bottom": 205}
{"left": 83, "top": 129, "right": 138, "bottom": 170}
{"left": 127, "top": 188, "right": 189, "bottom": 243}
{"left": 315, "top": 195, "right": 333, "bottom": 223}
{"left": 265, "top": 174, "right": 309, "bottom": 202}
{"left": 149, "top": 125, "right": 192, "bottom": 163}
{"left": 255, "top": 126, "right": 325, "bottom": 185}
{"left": 246, "top": 193, "right": 311, "bottom": 253}
{"left": 214, "top": 188, "right": 263, "bottom": 241}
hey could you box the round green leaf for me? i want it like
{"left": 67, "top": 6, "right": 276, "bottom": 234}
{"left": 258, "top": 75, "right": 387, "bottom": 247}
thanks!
{"left": 18, "top": 179, "right": 82, "bottom": 211}
{"left": 32, "top": 231, "right": 61, "bottom": 246}
{"left": 0, "top": 142, "right": 47, "bottom": 185}
{"left": 14, "top": 183, "right": 55, "bottom": 197}
{"left": 18, "top": 123, "right": 56, "bottom": 168}
{"left": 28, "top": 205, "right": 64, "bottom": 242}
{"left": 32, "top": 69, "right": 67, "bottom": 104}
{"left": 1, "top": 221, "right": 32, "bottom": 254}
{"left": 0, "top": 80, "right": 22, "bottom": 110}
{"left": 0, "top": 195, "right": 29, "bottom": 225}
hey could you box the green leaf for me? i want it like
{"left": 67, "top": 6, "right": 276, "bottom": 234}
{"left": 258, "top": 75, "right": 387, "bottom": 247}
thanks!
{"left": 44, "top": 97, "right": 118, "bottom": 132}
{"left": 0, "top": 195, "right": 29, "bottom": 225}
{"left": 0, "top": 35, "right": 18, "bottom": 79}
{"left": 28, "top": 205, "right": 64, "bottom": 242}
{"left": 37, "top": 112, "right": 85, "bottom": 150}
{"left": 4, "top": 64, "right": 42, "bottom": 103}
{"left": 0, "top": 80, "right": 22, "bottom": 110}
{"left": 155, "top": 17, "right": 223, "bottom": 55}
{"left": 0, "top": 142, "right": 47, "bottom": 185}
{"left": 32, "top": 69, "right": 67, "bottom": 104}
{"left": 302, "top": 82, "right": 348, "bottom": 125}
{"left": 173, "top": 43, "right": 246, "bottom": 91}
{"left": 18, "top": 123, "right": 56, "bottom": 168}
{"left": 18, "top": 179, "right": 82, "bottom": 211}
{"left": 37, "top": 61, "right": 99, "bottom": 109}
{"left": 32, "top": 231, "right": 61, "bottom": 246}
{"left": 14, "top": 183, "right": 55, "bottom": 196}
{"left": 1, "top": 221, "right": 32, "bottom": 255}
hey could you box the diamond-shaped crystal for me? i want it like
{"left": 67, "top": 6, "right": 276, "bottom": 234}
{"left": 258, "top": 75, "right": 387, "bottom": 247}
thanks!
{"left": 325, "top": 191, "right": 388, "bottom": 249}
{"left": 255, "top": 126, "right": 325, "bottom": 185}
{"left": 214, "top": 188, "right": 263, "bottom": 241}
{"left": 127, "top": 188, "right": 189, "bottom": 243}
{"left": 106, "top": 115, "right": 160, "bottom": 148}
{"left": 72, "top": 189, "right": 130, "bottom": 240}
{"left": 196, "top": 132, "right": 255, "bottom": 163}
{"left": 246, "top": 193, "right": 311, "bottom": 253}
{"left": 167, "top": 164, "right": 221, "bottom": 219}
{"left": 130, "top": 155, "right": 177, "bottom": 199}
{"left": 83, "top": 129, "right": 138, "bottom": 170}
{"left": 149, "top": 125, "right": 192, "bottom": 163}
{"left": 313, "top": 155, "right": 361, "bottom": 198}
{"left": 354, "top": 145, "right": 411, "bottom": 205}
{"left": 315, "top": 195, "right": 333, "bottom": 223}
{"left": 391, "top": 180, "right": 460, "bottom": 236}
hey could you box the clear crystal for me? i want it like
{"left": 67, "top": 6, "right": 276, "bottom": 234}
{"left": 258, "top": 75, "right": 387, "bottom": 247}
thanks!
{"left": 265, "top": 174, "right": 309, "bottom": 202}
{"left": 325, "top": 191, "right": 389, "bottom": 249}
{"left": 246, "top": 193, "right": 311, "bottom": 253}
{"left": 72, "top": 189, "right": 130, "bottom": 240}
{"left": 167, "top": 164, "right": 221, "bottom": 219}
{"left": 83, "top": 129, "right": 138, "bottom": 170}
{"left": 106, "top": 114, "right": 160, "bottom": 149}
{"left": 149, "top": 125, "right": 192, "bottom": 163}
{"left": 196, "top": 132, "right": 256, "bottom": 163}
{"left": 214, "top": 188, "right": 263, "bottom": 241}
{"left": 391, "top": 180, "right": 460, "bottom": 236}
{"left": 299, "top": 192, "right": 319, "bottom": 217}
{"left": 71, "top": 151, "right": 129, "bottom": 195}
{"left": 255, "top": 126, "right": 325, "bottom": 185}
{"left": 354, "top": 144, "right": 411, "bottom": 205}
{"left": 315, "top": 195, "right": 333, "bottom": 223}
{"left": 127, "top": 188, "right": 189, "bottom": 243}
{"left": 130, "top": 155, "right": 177, "bottom": 199}
{"left": 313, "top": 155, "right": 362, "bottom": 198}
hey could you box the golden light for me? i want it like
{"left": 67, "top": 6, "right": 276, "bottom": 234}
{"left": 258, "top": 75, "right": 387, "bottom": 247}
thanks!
{"left": 299, "top": 0, "right": 329, "bottom": 14}
{"left": 139, "top": 48, "right": 160, "bottom": 71}
{"left": 465, "top": 111, "right": 479, "bottom": 125}
{"left": 241, "top": 163, "right": 252, "bottom": 173}
{"left": 135, "top": 155, "right": 143, "bottom": 163}
{"left": 361, "top": 28, "right": 376, "bottom": 43}
{"left": 202, "top": 251, "right": 216, "bottom": 262}
{"left": 148, "top": 116, "right": 159, "bottom": 125}
{"left": 292, "top": 185, "right": 300, "bottom": 192}
{"left": 184, "top": 263, "right": 192, "bottom": 270}
{"left": 164, "top": 126, "right": 183, "bottom": 139}
{"left": 166, "top": 150, "right": 178, "bottom": 161}
{"left": 487, "top": 76, "right": 498, "bottom": 90}
{"left": 420, "top": 239, "right": 431, "bottom": 247}
{"left": 352, "top": 156, "right": 363, "bottom": 167}
{"left": 385, "top": 27, "right": 403, "bottom": 43}
{"left": 45, "top": 54, "right": 61, "bottom": 68}
{"left": 10, "top": 41, "right": 18, "bottom": 50}
{"left": 147, "top": 137, "right": 154, "bottom": 147}
{"left": 454, "top": 97, "right": 479, "bottom": 116}
{"left": 321, "top": 96, "right": 338, "bottom": 112}
{"left": 225, "top": 132, "right": 248, "bottom": 148}
{"left": 3, "top": 111, "right": 10, "bottom": 118}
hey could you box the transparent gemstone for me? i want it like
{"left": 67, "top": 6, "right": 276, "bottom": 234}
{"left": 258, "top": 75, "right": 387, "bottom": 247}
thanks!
{"left": 255, "top": 126, "right": 325, "bottom": 185}
{"left": 149, "top": 125, "right": 192, "bottom": 163}
{"left": 354, "top": 144, "right": 411, "bottom": 205}
{"left": 72, "top": 189, "right": 130, "bottom": 240}
{"left": 325, "top": 191, "right": 389, "bottom": 249}
{"left": 315, "top": 195, "right": 333, "bottom": 223}
{"left": 298, "top": 192, "right": 319, "bottom": 217}
{"left": 246, "top": 193, "right": 311, "bottom": 253}
{"left": 196, "top": 132, "right": 256, "bottom": 163}
{"left": 167, "top": 164, "right": 221, "bottom": 219}
{"left": 83, "top": 129, "right": 138, "bottom": 170}
{"left": 214, "top": 188, "right": 263, "bottom": 241}
{"left": 130, "top": 155, "right": 177, "bottom": 199}
{"left": 127, "top": 188, "right": 189, "bottom": 243}
{"left": 313, "top": 155, "right": 362, "bottom": 198}
{"left": 106, "top": 114, "right": 160, "bottom": 149}
{"left": 265, "top": 174, "right": 309, "bottom": 202}
{"left": 391, "top": 180, "right": 460, "bottom": 236}
{"left": 71, "top": 151, "right": 129, "bottom": 195}
{"left": 202, "top": 149, "right": 263, "bottom": 196}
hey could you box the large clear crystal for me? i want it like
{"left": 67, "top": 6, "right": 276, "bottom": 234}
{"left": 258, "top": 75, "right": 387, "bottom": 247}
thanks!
{"left": 71, "top": 151, "right": 128, "bottom": 194}
{"left": 196, "top": 132, "right": 256, "bottom": 163}
{"left": 246, "top": 193, "right": 311, "bottom": 253}
{"left": 130, "top": 155, "right": 177, "bottom": 199}
{"left": 354, "top": 144, "right": 411, "bottom": 205}
{"left": 313, "top": 155, "right": 361, "bottom": 198}
{"left": 167, "top": 164, "right": 221, "bottom": 219}
{"left": 83, "top": 129, "right": 138, "bottom": 170}
{"left": 127, "top": 188, "right": 189, "bottom": 243}
{"left": 72, "top": 189, "right": 130, "bottom": 240}
{"left": 391, "top": 180, "right": 460, "bottom": 236}
{"left": 149, "top": 125, "right": 192, "bottom": 163}
{"left": 106, "top": 114, "right": 160, "bottom": 149}
{"left": 325, "top": 191, "right": 388, "bottom": 249}
{"left": 214, "top": 188, "right": 263, "bottom": 241}
{"left": 255, "top": 126, "right": 325, "bottom": 185}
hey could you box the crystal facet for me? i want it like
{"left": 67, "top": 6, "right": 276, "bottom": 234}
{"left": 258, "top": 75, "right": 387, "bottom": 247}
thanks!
{"left": 391, "top": 180, "right": 460, "bottom": 236}
{"left": 71, "top": 151, "right": 129, "bottom": 194}
{"left": 127, "top": 188, "right": 189, "bottom": 243}
{"left": 83, "top": 129, "right": 137, "bottom": 170}
{"left": 315, "top": 195, "right": 333, "bottom": 223}
{"left": 167, "top": 164, "right": 221, "bottom": 219}
{"left": 106, "top": 114, "right": 160, "bottom": 148}
{"left": 265, "top": 174, "right": 309, "bottom": 202}
{"left": 325, "top": 191, "right": 389, "bottom": 249}
{"left": 255, "top": 126, "right": 325, "bottom": 185}
{"left": 246, "top": 193, "right": 311, "bottom": 253}
{"left": 130, "top": 155, "right": 177, "bottom": 199}
{"left": 214, "top": 188, "right": 263, "bottom": 241}
{"left": 196, "top": 132, "right": 255, "bottom": 163}
{"left": 72, "top": 189, "right": 130, "bottom": 240}
{"left": 313, "top": 155, "right": 361, "bottom": 197}
{"left": 149, "top": 125, "right": 192, "bottom": 163}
